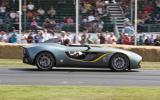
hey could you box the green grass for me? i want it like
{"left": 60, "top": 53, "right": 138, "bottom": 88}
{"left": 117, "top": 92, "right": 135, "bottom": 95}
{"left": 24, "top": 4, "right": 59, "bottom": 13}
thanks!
{"left": 0, "top": 59, "right": 160, "bottom": 69}
{"left": 141, "top": 62, "right": 160, "bottom": 69}
{"left": 0, "top": 86, "right": 160, "bottom": 100}
{"left": 0, "top": 59, "right": 32, "bottom": 67}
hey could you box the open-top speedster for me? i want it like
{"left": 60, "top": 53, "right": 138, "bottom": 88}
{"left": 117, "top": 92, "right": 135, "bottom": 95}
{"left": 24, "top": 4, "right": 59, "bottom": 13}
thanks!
{"left": 22, "top": 43, "right": 142, "bottom": 72}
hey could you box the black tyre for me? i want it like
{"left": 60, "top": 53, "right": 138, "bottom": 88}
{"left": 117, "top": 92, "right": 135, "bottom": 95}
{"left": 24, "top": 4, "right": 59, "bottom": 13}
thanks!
{"left": 110, "top": 53, "right": 129, "bottom": 72}
{"left": 36, "top": 52, "right": 55, "bottom": 71}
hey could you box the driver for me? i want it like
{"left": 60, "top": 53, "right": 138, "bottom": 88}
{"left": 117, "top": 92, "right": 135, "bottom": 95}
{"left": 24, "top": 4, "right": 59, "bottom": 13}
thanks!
{"left": 69, "top": 51, "right": 83, "bottom": 57}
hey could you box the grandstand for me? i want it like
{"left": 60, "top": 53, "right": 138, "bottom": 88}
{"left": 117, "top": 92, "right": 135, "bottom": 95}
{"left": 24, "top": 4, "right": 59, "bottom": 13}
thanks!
{"left": 0, "top": 0, "right": 159, "bottom": 33}
{"left": 0, "top": 0, "right": 132, "bottom": 33}
{"left": 22, "top": 0, "right": 134, "bottom": 33}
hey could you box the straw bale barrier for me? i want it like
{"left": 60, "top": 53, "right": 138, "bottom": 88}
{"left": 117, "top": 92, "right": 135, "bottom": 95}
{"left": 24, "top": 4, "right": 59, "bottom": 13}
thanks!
{"left": 0, "top": 43, "right": 160, "bottom": 61}
{"left": 0, "top": 43, "right": 23, "bottom": 59}
{"left": 107, "top": 44, "right": 160, "bottom": 62}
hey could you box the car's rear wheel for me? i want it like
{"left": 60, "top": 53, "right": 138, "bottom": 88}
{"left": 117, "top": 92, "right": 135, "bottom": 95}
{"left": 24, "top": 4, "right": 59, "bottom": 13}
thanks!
{"left": 36, "top": 52, "right": 55, "bottom": 71}
{"left": 110, "top": 53, "right": 129, "bottom": 72}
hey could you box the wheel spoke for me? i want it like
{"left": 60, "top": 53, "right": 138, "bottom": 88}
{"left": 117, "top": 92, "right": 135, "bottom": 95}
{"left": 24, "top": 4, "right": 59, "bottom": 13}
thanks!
{"left": 36, "top": 52, "right": 54, "bottom": 70}
{"left": 111, "top": 54, "right": 129, "bottom": 71}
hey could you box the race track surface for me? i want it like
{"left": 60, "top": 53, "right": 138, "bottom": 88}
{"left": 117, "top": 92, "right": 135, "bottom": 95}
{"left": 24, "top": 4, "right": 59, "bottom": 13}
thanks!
{"left": 0, "top": 68, "right": 160, "bottom": 86}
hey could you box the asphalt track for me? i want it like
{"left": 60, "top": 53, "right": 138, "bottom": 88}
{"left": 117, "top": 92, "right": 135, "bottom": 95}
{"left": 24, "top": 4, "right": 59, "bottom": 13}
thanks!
{"left": 0, "top": 67, "right": 160, "bottom": 86}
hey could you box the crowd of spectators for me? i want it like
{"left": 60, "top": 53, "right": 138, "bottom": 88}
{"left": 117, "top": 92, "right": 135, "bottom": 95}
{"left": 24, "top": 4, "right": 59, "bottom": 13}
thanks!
{"left": 0, "top": 0, "right": 19, "bottom": 32}
{"left": 0, "top": 0, "right": 160, "bottom": 46}
{"left": 138, "top": 34, "right": 160, "bottom": 46}
{"left": 138, "top": 0, "right": 160, "bottom": 25}
{"left": 1, "top": 27, "right": 159, "bottom": 46}
{"left": 58, "top": 29, "right": 160, "bottom": 46}
{"left": 80, "top": 0, "right": 112, "bottom": 33}
{"left": 0, "top": 27, "right": 55, "bottom": 44}
{"left": 22, "top": 0, "right": 115, "bottom": 33}
{"left": 22, "top": 0, "right": 75, "bottom": 32}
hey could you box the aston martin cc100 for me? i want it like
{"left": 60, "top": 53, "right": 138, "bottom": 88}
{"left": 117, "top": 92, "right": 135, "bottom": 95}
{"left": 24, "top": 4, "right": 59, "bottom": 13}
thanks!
{"left": 22, "top": 43, "right": 142, "bottom": 72}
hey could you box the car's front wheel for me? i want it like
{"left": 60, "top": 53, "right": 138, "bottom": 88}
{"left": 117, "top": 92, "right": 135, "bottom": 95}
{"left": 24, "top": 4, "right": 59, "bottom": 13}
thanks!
{"left": 110, "top": 53, "right": 129, "bottom": 72}
{"left": 36, "top": 52, "right": 55, "bottom": 71}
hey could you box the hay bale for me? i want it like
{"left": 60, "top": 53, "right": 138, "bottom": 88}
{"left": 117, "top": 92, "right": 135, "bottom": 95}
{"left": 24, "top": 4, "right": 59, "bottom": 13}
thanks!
{"left": 107, "top": 45, "right": 160, "bottom": 62}
{"left": 0, "top": 43, "right": 160, "bottom": 61}
{"left": 0, "top": 43, "right": 23, "bottom": 59}
{"left": 92, "top": 44, "right": 160, "bottom": 62}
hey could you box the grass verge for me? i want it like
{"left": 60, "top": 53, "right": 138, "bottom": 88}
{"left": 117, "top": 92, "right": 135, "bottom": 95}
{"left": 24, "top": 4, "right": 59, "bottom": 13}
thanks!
{"left": 0, "top": 86, "right": 160, "bottom": 100}
{"left": 141, "top": 62, "right": 160, "bottom": 69}
{"left": 0, "top": 59, "right": 32, "bottom": 67}
{"left": 0, "top": 59, "right": 160, "bottom": 69}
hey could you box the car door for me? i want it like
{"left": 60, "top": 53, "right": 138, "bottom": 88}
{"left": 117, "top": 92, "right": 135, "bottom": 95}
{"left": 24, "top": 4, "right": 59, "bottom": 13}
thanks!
{"left": 64, "top": 46, "right": 107, "bottom": 68}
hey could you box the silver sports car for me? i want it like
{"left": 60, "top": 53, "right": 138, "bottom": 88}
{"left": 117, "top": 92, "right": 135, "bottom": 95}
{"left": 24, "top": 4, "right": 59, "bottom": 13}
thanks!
{"left": 22, "top": 43, "right": 142, "bottom": 72}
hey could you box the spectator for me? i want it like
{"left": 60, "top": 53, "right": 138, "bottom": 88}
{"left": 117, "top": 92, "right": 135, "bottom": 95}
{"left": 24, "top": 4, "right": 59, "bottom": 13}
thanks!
{"left": 43, "top": 18, "right": 50, "bottom": 29}
{"left": 144, "top": 36, "right": 152, "bottom": 45}
{"left": 34, "top": 31, "right": 43, "bottom": 43}
{"left": 80, "top": 30, "right": 89, "bottom": 45}
{"left": 18, "top": 31, "right": 27, "bottom": 44}
{"left": 97, "top": 19, "right": 104, "bottom": 32}
{"left": 9, "top": 10, "right": 16, "bottom": 22}
{"left": 15, "top": 11, "right": 19, "bottom": 23}
{"left": 87, "top": 34, "right": 94, "bottom": 44}
{"left": 80, "top": 3, "right": 88, "bottom": 14}
{"left": 107, "top": 32, "right": 117, "bottom": 44}
{"left": 8, "top": 33, "right": 17, "bottom": 43}
{"left": 138, "top": 35, "right": 144, "bottom": 45}
{"left": 37, "top": 7, "right": 45, "bottom": 16}
{"left": 122, "top": 33, "right": 130, "bottom": 45}
{"left": 42, "top": 29, "right": 53, "bottom": 42}
{"left": 27, "top": 11, "right": 34, "bottom": 19}
{"left": 55, "top": 22, "right": 65, "bottom": 32}
{"left": 154, "top": 35, "right": 160, "bottom": 46}
{"left": 60, "top": 31, "right": 71, "bottom": 45}
{"left": 96, "top": 0, "right": 105, "bottom": 15}
{"left": 96, "top": 0, "right": 104, "bottom": 8}
{"left": 83, "top": 1, "right": 93, "bottom": 12}
{"left": 122, "top": 23, "right": 135, "bottom": 36}
{"left": 49, "top": 19, "right": 57, "bottom": 31}
{"left": 88, "top": 13, "right": 95, "bottom": 22}
{"left": 143, "top": 3, "right": 153, "bottom": 14}
{"left": 31, "top": 18, "right": 38, "bottom": 30}
{"left": 47, "top": 7, "right": 56, "bottom": 18}
{"left": 150, "top": 34, "right": 154, "bottom": 45}
{"left": 154, "top": 14, "right": 160, "bottom": 23}
{"left": 0, "top": 3, "right": 6, "bottom": 16}
{"left": 138, "top": 10, "right": 144, "bottom": 22}
{"left": 4, "top": 14, "right": 12, "bottom": 32}
{"left": 130, "top": 35, "right": 135, "bottom": 45}
{"left": 0, "top": 31, "right": 8, "bottom": 42}
{"left": 82, "top": 16, "right": 88, "bottom": 23}
{"left": 22, "top": 2, "right": 27, "bottom": 12}
{"left": 27, "top": 32, "right": 34, "bottom": 43}
{"left": 66, "top": 17, "right": 74, "bottom": 26}
{"left": 98, "top": 32, "right": 106, "bottom": 44}
{"left": 9, "top": 27, "right": 18, "bottom": 36}
{"left": 27, "top": 2, "right": 34, "bottom": 11}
